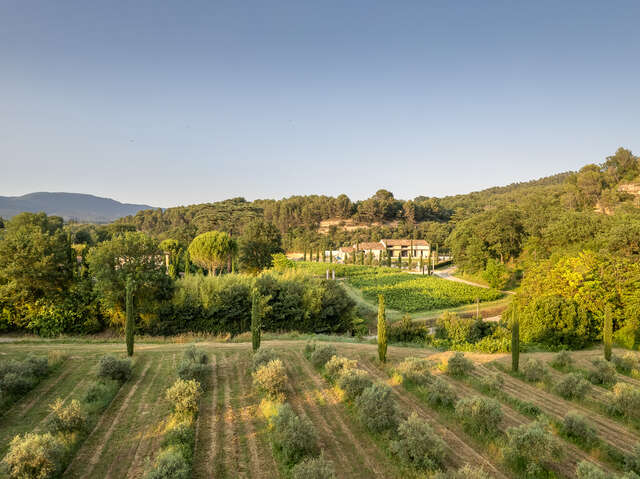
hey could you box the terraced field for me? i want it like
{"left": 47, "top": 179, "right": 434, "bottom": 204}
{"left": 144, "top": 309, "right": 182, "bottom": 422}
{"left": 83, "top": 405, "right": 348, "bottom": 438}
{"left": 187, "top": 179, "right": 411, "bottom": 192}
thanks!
{"left": 1, "top": 341, "right": 639, "bottom": 478}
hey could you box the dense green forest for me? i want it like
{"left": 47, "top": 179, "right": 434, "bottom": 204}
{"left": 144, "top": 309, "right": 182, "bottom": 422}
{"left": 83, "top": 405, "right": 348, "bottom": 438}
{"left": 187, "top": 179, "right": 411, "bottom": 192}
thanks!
{"left": 0, "top": 147, "right": 639, "bottom": 349}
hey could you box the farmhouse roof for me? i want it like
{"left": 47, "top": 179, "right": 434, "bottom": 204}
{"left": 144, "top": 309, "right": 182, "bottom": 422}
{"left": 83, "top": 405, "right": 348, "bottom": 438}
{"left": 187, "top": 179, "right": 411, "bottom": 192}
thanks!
{"left": 339, "top": 246, "right": 355, "bottom": 253}
{"left": 382, "top": 239, "right": 429, "bottom": 246}
{"left": 356, "top": 242, "right": 385, "bottom": 250}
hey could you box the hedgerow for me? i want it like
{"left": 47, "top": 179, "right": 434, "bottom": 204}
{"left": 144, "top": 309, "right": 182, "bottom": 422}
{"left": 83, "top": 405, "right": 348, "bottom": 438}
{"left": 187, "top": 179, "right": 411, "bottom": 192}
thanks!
{"left": 0, "top": 355, "right": 53, "bottom": 412}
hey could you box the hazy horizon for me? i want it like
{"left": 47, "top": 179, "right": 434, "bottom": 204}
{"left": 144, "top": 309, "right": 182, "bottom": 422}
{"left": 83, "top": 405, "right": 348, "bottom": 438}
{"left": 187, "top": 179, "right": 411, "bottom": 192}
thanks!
{"left": 2, "top": 1, "right": 638, "bottom": 208}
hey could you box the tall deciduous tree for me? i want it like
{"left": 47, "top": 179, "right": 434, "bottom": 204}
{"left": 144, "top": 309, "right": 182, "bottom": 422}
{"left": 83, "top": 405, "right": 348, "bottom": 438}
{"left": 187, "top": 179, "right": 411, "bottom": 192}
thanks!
{"left": 239, "top": 219, "right": 282, "bottom": 272}
{"left": 87, "top": 231, "right": 172, "bottom": 325}
{"left": 378, "top": 294, "right": 387, "bottom": 363}
{"left": 188, "top": 231, "right": 237, "bottom": 275}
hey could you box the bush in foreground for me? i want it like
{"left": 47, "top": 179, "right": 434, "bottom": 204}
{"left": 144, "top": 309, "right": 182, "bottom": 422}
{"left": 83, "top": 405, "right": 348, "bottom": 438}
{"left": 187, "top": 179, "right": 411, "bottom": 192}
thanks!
{"left": 291, "top": 455, "right": 336, "bottom": 479}
{"left": 613, "top": 353, "right": 639, "bottom": 375}
{"left": 446, "top": 353, "right": 474, "bottom": 377}
{"left": 272, "top": 403, "right": 319, "bottom": 465}
{"left": 46, "top": 398, "right": 86, "bottom": 434}
{"left": 166, "top": 379, "right": 202, "bottom": 416}
{"left": 503, "top": 421, "right": 562, "bottom": 477}
{"left": 521, "top": 358, "right": 546, "bottom": 382}
{"left": 252, "top": 349, "right": 279, "bottom": 372}
{"left": 455, "top": 396, "right": 503, "bottom": 436}
{"left": 324, "top": 356, "right": 356, "bottom": 382}
{"left": 589, "top": 359, "right": 616, "bottom": 386}
{"left": 336, "top": 369, "right": 372, "bottom": 400}
{"left": 146, "top": 445, "right": 189, "bottom": 479}
{"left": 390, "top": 412, "right": 446, "bottom": 471}
{"left": 83, "top": 380, "right": 119, "bottom": 410}
{"left": 3, "top": 432, "right": 65, "bottom": 479}
{"left": 626, "top": 443, "right": 640, "bottom": 475}
{"left": 310, "top": 346, "right": 337, "bottom": 369}
{"left": 554, "top": 373, "right": 590, "bottom": 400}
{"left": 607, "top": 383, "right": 640, "bottom": 420}
{"left": 433, "top": 464, "right": 492, "bottom": 479}
{"left": 355, "top": 383, "right": 399, "bottom": 433}
{"left": 478, "top": 372, "right": 504, "bottom": 392}
{"left": 252, "top": 359, "right": 287, "bottom": 400}
{"left": 395, "top": 357, "right": 434, "bottom": 385}
{"left": 426, "top": 377, "right": 457, "bottom": 408}
{"left": 563, "top": 411, "right": 598, "bottom": 446}
{"left": 550, "top": 351, "right": 573, "bottom": 370}
{"left": 97, "top": 355, "right": 132, "bottom": 382}
{"left": 576, "top": 460, "right": 640, "bottom": 479}
{"left": 161, "top": 423, "right": 195, "bottom": 464}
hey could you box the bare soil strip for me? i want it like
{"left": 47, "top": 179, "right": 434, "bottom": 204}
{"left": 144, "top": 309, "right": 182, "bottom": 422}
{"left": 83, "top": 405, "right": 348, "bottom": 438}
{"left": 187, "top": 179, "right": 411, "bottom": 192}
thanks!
{"left": 192, "top": 354, "right": 219, "bottom": 479}
{"left": 66, "top": 359, "right": 152, "bottom": 479}
{"left": 282, "top": 357, "right": 354, "bottom": 475}
{"left": 222, "top": 353, "right": 241, "bottom": 477}
{"left": 474, "top": 364, "right": 640, "bottom": 455}
{"left": 293, "top": 351, "right": 397, "bottom": 478}
{"left": 235, "top": 353, "right": 278, "bottom": 479}
{"left": 359, "top": 358, "right": 509, "bottom": 478}
{"left": 212, "top": 354, "right": 228, "bottom": 478}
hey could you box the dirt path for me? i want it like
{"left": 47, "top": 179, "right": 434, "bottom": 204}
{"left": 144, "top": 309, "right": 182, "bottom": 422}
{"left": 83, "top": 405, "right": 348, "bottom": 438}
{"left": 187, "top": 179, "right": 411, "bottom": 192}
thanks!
{"left": 474, "top": 364, "right": 640, "bottom": 455}
{"left": 66, "top": 359, "right": 152, "bottom": 479}
{"left": 192, "top": 355, "right": 220, "bottom": 479}
{"left": 293, "top": 351, "right": 395, "bottom": 478}
{"left": 359, "top": 358, "right": 509, "bottom": 478}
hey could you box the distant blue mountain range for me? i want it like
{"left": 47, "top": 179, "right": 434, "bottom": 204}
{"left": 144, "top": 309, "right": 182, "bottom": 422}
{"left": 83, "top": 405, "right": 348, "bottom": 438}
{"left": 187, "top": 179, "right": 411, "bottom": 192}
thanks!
{"left": 0, "top": 192, "right": 154, "bottom": 223}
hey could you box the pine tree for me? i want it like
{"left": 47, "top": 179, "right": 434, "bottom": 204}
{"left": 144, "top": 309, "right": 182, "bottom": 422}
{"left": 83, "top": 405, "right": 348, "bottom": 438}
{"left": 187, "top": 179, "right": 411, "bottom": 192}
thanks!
{"left": 125, "top": 276, "right": 135, "bottom": 357}
{"left": 377, "top": 294, "right": 387, "bottom": 363}
{"left": 604, "top": 305, "right": 613, "bottom": 361}
{"left": 512, "top": 309, "right": 519, "bottom": 372}
{"left": 251, "top": 289, "right": 261, "bottom": 352}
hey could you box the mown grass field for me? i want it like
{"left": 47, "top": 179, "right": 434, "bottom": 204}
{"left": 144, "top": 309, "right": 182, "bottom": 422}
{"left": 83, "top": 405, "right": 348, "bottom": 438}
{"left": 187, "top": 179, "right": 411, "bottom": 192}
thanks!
{"left": 1, "top": 340, "right": 639, "bottom": 478}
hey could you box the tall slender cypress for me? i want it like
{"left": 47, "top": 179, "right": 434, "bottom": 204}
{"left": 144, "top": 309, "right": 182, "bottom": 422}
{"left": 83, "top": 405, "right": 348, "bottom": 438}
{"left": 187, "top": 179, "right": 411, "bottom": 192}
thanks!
{"left": 377, "top": 294, "right": 387, "bottom": 363}
{"left": 511, "top": 309, "right": 519, "bottom": 372}
{"left": 184, "top": 250, "right": 190, "bottom": 276}
{"left": 125, "top": 276, "right": 135, "bottom": 357}
{"left": 387, "top": 250, "right": 391, "bottom": 267}
{"left": 604, "top": 305, "right": 613, "bottom": 361}
{"left": 251, "top": 289, "right": 261, "bottom": 352}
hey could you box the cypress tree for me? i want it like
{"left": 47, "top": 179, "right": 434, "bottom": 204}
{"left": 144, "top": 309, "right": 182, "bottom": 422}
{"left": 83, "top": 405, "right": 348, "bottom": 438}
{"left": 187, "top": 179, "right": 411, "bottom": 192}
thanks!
{"left": 251, "top": 289, "right": 261, "bottom": 352}
{"left": 397, "top": 252, "right": 402, "bottom": 269}
{"left": 184, "top": 250, "right": 190, "bottom": 276}
{"left": 368, "top": 249, "right": 373, "bottom": 266}
{"left": 316, "top": 249, "right": 320, "bottom": 262}
{"left": 377, "top": 294, "right": 387, "bottom": 363}
{"left": 419, "top": 251, "right": 424, "bottom": 274}
{"left": 329, "top": 250, "right": 333, "bottom": 263}
{"left": 604, "top": 305, "right": 613, "bottom": 361}
{"left": 360, "top": 251, "right": 364, "bottom": 265}
{"left": 386, "top": 250, "right": 391, "bottom": 267}
{"left": 303, "top": 249, "right": 307, "bottom": 261}
{"left": 125, "top": 276, "right": 135, "bottom": 357}
{"left": 511, "top": 308, "right": 519, "bottom": 372}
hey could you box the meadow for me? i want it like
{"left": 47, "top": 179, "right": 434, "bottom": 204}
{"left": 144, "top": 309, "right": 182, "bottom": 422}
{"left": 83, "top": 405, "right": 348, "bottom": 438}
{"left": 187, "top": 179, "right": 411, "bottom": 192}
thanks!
{"left": 2, "top": 339, "right": 640, "bottom": 478}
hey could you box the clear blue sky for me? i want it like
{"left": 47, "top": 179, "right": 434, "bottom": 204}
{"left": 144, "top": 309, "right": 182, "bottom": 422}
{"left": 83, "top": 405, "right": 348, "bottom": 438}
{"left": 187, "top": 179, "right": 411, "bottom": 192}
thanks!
{"left": 1, "top": 1, "right": 638, "bottom": 207}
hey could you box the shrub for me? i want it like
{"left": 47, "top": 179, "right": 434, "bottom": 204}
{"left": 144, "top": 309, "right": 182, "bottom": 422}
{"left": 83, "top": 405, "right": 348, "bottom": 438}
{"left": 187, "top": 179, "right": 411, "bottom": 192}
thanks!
{"left": 97, "top": 355, "right": 132, "bottom": 382}
{"left": 355, "top": 383, "right": 399, "bottom": 433}
{"left": 425, "top": 377, "right": 457, "bottom": 408}
{"left": 554, "top": 373, "right": 590, "bottom": 400}
{"left": 146, "top": 446, "right": 189, "bottom": 479}
{"left": 1, "top": 373, "right": 36, "bottom": 395}
{"left": 272, "top": 403, "right": 318, "bottom": 465}
{"left": 390, "top": 413, "right": 446, "bottom": 471}
{"left": 521, "top": 358, "right": 546, "bottom": 382}
{"left": 166, "top": 379, "right": 202, "bottom": 416}
{"left": 479, "top": 372, "right": 504, "bottom": 392}
{"left": 177, "top": 360, "right": 209, "bottom": 386}
{"left": 310, "top": 345, "right": 337, "bottom": 369}
{"left": 455, "top": 396, "right": 503, "bottom": 436}
{"left": 23, "top": 356, "right": 49, "bottom": 378}
{"left": 446, "top": 353, "right": 474, "bottom": 377}
{"left": 83, "top": 380, "right": 118, "bottom": 410}
{"left": 550, "top": 351, "right": 573, "bottom": 370}
{"left": 388, "top": 316, "right": 429, "bottom": 343}
{"left": 563, "top": 411, "right": 598, "bottom": 446}
{"left": 46, "top": 398, "right": 86, "bottom": 434}
{"left": 303, "top": 341, "right": 316, "bottom": 359}
{"left": 252, "top": 359, "right": 287, "bottom": 399}
{"left": 589, "top": 359, "right": 616, "bottom": 386}
{"left": 252, "top": 348, "right": 279, "bottom": 372}
{"left": 324, "top": 356, "right": 356, "bottom": 382}
{"left": 183, "top": 345, "right": 208, "bottom": 364}
{"left": 161, "top": 423, "right": 195, "bottom": 463}
{"left": 575, "top": 461, "right": 607, "bottom": 479}
{"left": 503, "top": 421, "right": 562, "bottom": 476}
{"left": 395, "top": 357, "right": 434, "bottom": 385}
{"left": 291, "top": 455, "right": 336, "bottom": 479}
{"left": 607, "top": 383, "right": 640, "bottom": 419}
{"left": 626, "top": 443, "right": 640, "bottom": 475}
{"left": 433, "top": 464, "right": 492, "bottom": 479}
{"left": 613, "top": 353, "right": 639, "bottom": 375}
{"left": 3, "top": 432, "right": 65, "bottom": 479}
{"left": 336, "top": 369, "right": 372, "bottom": 400}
